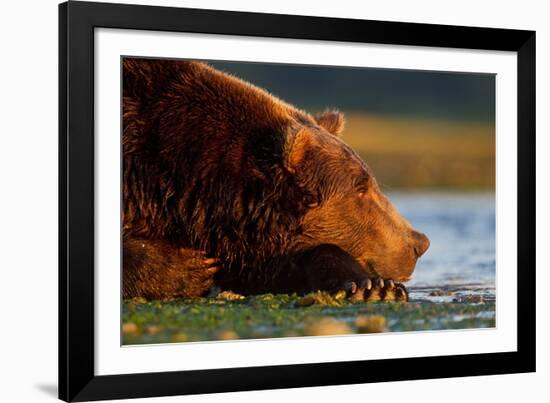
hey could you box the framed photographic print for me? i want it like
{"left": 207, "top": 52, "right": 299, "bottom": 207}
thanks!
{"left": 59, "top": 1, "right": 536, "bottom": 401}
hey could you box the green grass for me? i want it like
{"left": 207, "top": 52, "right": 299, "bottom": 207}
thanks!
{"left": 122, "top": 292, "right": 495, "bottom": 345}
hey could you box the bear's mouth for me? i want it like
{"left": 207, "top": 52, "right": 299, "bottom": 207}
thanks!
{"left": 364, "top": 258, "right": 412, "bottom": 283}
{"left": 364, "top": 259, "right": 378, "bottom": 277}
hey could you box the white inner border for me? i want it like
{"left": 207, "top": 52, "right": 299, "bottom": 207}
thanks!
{"left": 95, "top": 28, "right": 517, "bottom": 376}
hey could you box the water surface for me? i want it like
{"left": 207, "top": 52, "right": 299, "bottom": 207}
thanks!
{"left": 391, "top": 192, "right": 495, "bottom": 303}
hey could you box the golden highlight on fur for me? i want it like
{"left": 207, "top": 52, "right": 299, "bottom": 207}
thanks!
{"left": 122, "top": 58, "right": 429, "bottom": 301}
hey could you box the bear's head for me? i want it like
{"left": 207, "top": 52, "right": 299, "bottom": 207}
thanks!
{"left": 282, "top": 110, "right": 430, "bottom": 282}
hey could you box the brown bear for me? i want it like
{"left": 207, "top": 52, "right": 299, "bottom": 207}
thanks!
{"left": 122, "top": 58, "right": 430, "bottom": 302}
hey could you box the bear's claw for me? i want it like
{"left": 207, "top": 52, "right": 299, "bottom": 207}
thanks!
{"left": 345, "top": 277, "right": 408, "bottom": 302}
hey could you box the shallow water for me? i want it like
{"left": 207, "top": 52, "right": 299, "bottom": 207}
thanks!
{"left": 390, "top": 192, "right": 496, "bottom": 303}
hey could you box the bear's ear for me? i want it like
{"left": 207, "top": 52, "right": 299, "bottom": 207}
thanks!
{"left": 314, "top": 110, "right": 345, "bottom": 137}
{"left": 285, "top": 128, "right": 315, "bottom": 173}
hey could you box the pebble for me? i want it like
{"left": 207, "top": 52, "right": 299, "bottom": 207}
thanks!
{"left": 355, "top": 315, "right": 388, "bottom": 333}
{"left": 146, "top": 325, "right": 162, "bottom": 335}
{"left": 170, "top": 333, "right": 188, "bottom": 343}
{"left": 122, "top": 322, "right": 138, "bottom": 334}
{"left": 216, "top": 291, "right": 245, "bottom": 300}
{"left": 453, "top": 294, "right": 485, "bottom": 304}
{"left": 217, "top": 329, "right": 240, "bottom": 340}
{"left": 429, "top": 290, "right": 454, "bottom": 296}
{"left": 304, "top": 317, "right": 353, "bottom": 336}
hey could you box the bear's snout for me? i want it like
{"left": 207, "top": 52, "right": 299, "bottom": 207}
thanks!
{"left": 412, "top": 231, "right": 430, "bottom": 258}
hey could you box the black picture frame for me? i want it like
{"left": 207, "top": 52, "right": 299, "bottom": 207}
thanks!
{"left": 59, "top": 1, "right": 536, "bottom": 401}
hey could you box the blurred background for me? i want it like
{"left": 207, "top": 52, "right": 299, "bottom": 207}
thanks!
{"left": 210, "top": 61, "right": 495, "bottom": 190}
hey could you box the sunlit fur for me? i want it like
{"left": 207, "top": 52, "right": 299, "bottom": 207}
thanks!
{"left": 122, "top": 58, "right": 428, "bottom": 298}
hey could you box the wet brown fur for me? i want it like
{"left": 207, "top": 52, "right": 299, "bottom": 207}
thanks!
{"left": 122, "top": 58, "right": 429, "bottom": 300}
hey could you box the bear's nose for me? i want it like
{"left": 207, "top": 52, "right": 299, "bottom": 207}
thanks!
{"left": 412, "top": 231, "right": 430, "bottom": 258}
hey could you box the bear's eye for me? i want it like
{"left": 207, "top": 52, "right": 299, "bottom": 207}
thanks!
{"left": 355, "top": 176, "right": 369, "bottom": 196}
{"left": 303, "top": 193, "right": 319, "bottom": 208}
